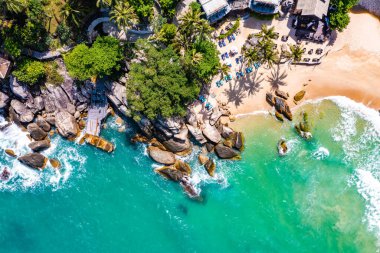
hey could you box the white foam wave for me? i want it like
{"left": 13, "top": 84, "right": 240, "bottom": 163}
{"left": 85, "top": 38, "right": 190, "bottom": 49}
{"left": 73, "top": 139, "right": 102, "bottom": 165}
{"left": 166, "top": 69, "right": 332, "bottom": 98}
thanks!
{"left": 312, "top": 147, "right": 330, "bottom": 160}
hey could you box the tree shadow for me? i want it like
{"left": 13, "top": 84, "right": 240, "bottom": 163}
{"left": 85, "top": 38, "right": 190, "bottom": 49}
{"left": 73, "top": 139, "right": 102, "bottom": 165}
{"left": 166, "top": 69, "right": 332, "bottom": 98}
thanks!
{"left": 222, "top": 81, "right": 247, "bottom": 107}
{"left": 243, "top": 70, "right": 265, "bottom": 96}
{"left": 267, "top": 64, "right": 288, "bottom": 91}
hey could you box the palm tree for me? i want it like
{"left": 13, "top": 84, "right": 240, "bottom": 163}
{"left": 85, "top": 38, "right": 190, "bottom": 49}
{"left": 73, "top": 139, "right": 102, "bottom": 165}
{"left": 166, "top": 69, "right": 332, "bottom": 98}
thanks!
{"left": 255, "top": 24, "right": 277, "bottom": 41}
{"left": 60, "top": 0, "right": 82, "bottom": 27}
{"left": 110, "top": 0, "right": 138, "bottom": 34}
{"left": 172, "top": 32, "right": 188, "bottom": 53}
{"left": 178, "top": 7, "right": 213, "bottom": 45}
{"left": 218, "top": 63, "right": 229, "bottom": 79}
{"left": 287, "top": 44, "right": 303, "bottom": 64}
{"left": 258, "top": 39, "right": 279, "bottom": 68}
{"left": 96, "top": 0, "right": 113, "bottom": 8}
{"left": 0, "top": 0, "right": 25, "bottom": 14}
{"left": 190, "top": 49, "right": 203, "bottom": 65}
{"left": 243, "top": 47, "right": 260, "bottom": 67}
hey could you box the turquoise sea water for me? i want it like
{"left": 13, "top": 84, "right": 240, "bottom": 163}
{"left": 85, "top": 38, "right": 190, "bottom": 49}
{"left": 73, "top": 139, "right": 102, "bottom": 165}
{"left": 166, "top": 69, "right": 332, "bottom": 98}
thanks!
{"left": 0, "top": 96, "right": 379, "bottom": 253}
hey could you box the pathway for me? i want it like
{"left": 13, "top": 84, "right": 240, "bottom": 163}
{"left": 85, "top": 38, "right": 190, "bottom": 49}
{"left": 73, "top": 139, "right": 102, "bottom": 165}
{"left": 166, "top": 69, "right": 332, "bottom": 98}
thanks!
{"left": 85, "top": 80, "right": 108, "bottom": 136}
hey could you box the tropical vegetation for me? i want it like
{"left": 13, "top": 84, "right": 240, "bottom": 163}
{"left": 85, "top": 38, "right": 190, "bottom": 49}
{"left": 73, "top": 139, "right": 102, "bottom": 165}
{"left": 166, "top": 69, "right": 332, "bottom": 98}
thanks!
{"left": 329, "top": 0, "right": 359, "bottom": 31}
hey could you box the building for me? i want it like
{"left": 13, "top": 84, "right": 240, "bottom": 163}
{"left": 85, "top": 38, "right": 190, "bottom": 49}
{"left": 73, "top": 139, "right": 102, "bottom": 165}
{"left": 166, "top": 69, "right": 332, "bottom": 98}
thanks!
{"left": 199, "top": 0, "right": 231, "bottom": 23}
{"left": 250, "top": 0, "right": 280, "bottom": 14}
{"left": 199, "top": 0, "right": 280, "bottom": 23}
{"left": 294, "top": 0, "right": 330, "bottom": 20}
{"left": 0, "top": 56, "right": 11, "bottom": 79}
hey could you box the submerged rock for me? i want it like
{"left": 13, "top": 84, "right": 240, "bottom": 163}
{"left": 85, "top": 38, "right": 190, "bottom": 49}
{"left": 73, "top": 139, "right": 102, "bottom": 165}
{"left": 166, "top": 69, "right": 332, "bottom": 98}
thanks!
{"left": 148, "top": 146, "right": 176, "bottom": 165}
{"left": 215, "top": 144, "right": 241, "bottom": 159}
{"left": 0, "top": 167, "right": 11, "bottom": 181}
{"left": 174, "top": 160, "right": 192, "bottom": 175}
{"left": 234, "top": 132, "right": 244, "bottom": 151}
{"left": 49, "top": 158, "right": 61, "bottom": 169}
{"left": 155, "top": 165, "right": 185, "bottom": 181}
{"left": 275, "top": 111, "right": 284, "bottom": 122}
{"left": 277, "top": 139, "right": 288, "bottom": 156}
{"left": 18, "top": 153, "right": 48, "bottom": 170}
{"left": 28, "top": 139, "right": 50, "bottom": 152}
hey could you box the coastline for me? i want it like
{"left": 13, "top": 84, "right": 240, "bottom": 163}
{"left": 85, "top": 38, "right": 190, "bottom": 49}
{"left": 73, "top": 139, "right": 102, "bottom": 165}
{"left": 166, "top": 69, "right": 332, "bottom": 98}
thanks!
{"left": 212, "top": 12, "right": 380, "bottom": 115}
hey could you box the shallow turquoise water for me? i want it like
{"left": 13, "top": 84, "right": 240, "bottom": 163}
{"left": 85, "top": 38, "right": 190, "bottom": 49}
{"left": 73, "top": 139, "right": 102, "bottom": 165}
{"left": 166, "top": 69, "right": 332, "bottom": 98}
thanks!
{"left": 0, "top": 97, "right": 379, "bottom": 252}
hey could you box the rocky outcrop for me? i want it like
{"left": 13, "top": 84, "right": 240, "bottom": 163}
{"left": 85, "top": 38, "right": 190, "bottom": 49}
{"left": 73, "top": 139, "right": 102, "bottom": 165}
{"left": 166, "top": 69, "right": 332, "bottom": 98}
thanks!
{"left": 49, "top": 158, "right": 61, "bottom": 169}
{"left": 36, "top": 116, "right": 51, "bottom": 132}
{"left": 275, "top": 90, "right": 289, "bottom": 100}
{"left": 295, "top": 112, "right": 312, "bottom": 140}
{"left": 202, "top": 123, "right": 222, "bottom": 144}
{"left": 27, "top": 123, "right": 47, "bottom": 141}
{"left": 10, "top": 76, "right": 30, "bottom": 100}
{"left": 204, "top": 159, "right": 216, "bottom": 177}
{"left": 55, "top": 111, "right": 79, "bottom": 138}
{"left": 274, "top": 97, "right": 292, "bottom": 121}
{"left": 187, "top": 124, "right": 207, "bottom": 144}
{"left": 215, "top": 144, "right": 241, "bottom": 159}
{"left": 162, "top": 128, "right": 192, "bottom": 154}
{"left": 0, "top": 92, "right": 10, "bottom": 109}
{"left": 174, "top": 160, "right": 192, "bottom": 175}
{"left": 10, "top": 99, "right": 34, "bottom": 123}
{"left": 148, "top": 146, "right": 176, "bottom": 165}
{"left": 155, "top": 165, "right": 186, "bottom": 181}
{"left": 18, "top": 153, "right": 48, "bottom": 170}
{"left": 198, "top": 154, "right": 209, "bottom": 165}
{"left": 359, "top": 0, "right": 380, "bottom": 17}
{"left": 234, "top": 132, "right": 244, "bottom": 151}
{"left": 277, "top": 139, "right": 288, "bottom": 156}
{"left": 266, "top": 92, "right": 275, "bottom": 106}
{"left": 28, "top": 140, "right": 50, "bottom": 152}
{"left": 45, "top": 84, "right": 76, "bottom": 115}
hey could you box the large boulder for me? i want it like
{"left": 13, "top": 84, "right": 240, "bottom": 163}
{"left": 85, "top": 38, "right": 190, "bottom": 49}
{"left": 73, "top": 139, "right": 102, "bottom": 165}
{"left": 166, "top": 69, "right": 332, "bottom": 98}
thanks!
{"left": 55, "top": 110, "right": 79, "bottom": 138}
{"left": 293, "top": 90, "right": 306, "bottom": 102}
{"left": 0, "top": 91, "right": 10, "bottom": 109}
{"left": 18, "top": 153, "right": 48, "bottom": 170}
{"left": 155, "top": 165, "right": 185, "bottom": 181}
{"left": 215, "top": 144, "right": 241, "bottom": 159}
{"left": 10, "top": 76, "right": 30, "bottom": 100}
{"left": 234, "top": 132, "right": 244, "bottom": 151}
{"left": 186, "top": 124, "right": 207, "bottom": 144}
{"left": 10, "top": 99, "right": 34, "bottom": 123}
{"left": 174, "top": 160, "right": 191, "bottom": 175}
{"left": 33, "top": 96, "right": 45, "bottom": 112}
{"left": 28, "top": 139, "right": 50, "bottom": 152}
{"left": 274, "top": 97, "right": 292, "bottom": 121}
{"left": 209, "top": 108, "right": 222, "bottom": 126}
{"left": 198, "top": 154, "right": 209, "bottom": 165}
{"left": 204, "top": 159, "right": 216, "bottom": 177}
{"left": 162, "top": 127, "right": 191, "bottom": 153}
{"left": 36, "top": 116, "right": 51, "bottom": 132}
{"left": 148, "top": 146, "right": 176, "bottom": 165}
{"left": 27, "top": 123, "right": 47, "bottom": 141}
{"left": 202, "top": 123, "right": 222, "bottom": 144}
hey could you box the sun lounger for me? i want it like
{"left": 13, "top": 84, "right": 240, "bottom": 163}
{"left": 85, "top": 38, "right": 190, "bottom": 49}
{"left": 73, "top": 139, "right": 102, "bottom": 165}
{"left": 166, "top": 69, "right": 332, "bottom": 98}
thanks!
{"left": 235, "top": 58, "right": 240, "bottom": 64}
{"left": 198, "top": 95, "right": 206, "bottom": 103}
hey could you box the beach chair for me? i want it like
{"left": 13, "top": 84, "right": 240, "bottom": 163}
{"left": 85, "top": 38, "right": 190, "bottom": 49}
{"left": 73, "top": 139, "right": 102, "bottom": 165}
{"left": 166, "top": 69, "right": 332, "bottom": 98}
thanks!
{"left": 231, "top": 34, "right": 236, "bottom": 40}
{"left": 224, "top": 52, "right": 229, "bottom": 58}
{"left": 205, "top": 102, "right": 213, "bottom": 110}
{"left": 198, "top": 95, "right": 206, "bottom": 103}
{"left": 235, "top": 58, "right": 240, "bottom": 64}
{"left": 222, "top": 40, "right": 226, "bottom": 46}
{"left": 221, "top": 54, "right": 225, "bottom": 60}
{"left": 227, "top": 36, "right": 232, "bottom": 43}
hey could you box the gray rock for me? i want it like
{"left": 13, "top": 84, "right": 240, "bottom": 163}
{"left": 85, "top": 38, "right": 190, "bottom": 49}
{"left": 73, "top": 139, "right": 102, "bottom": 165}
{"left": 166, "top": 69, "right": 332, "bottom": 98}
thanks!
{"left": 74, "top": 111, "right": 81, "bottom": 119}
{"left": 162, "top": 136, "right": 191, "bottom": 153}
{"left": 18, "top": 153, "right": 47, "bottom": 169}
{"left": 209, "top": 108, "right": 222, "bottom": 126}
{"left": 10, "top": 99, "right": 34, "bottom": 123}
{"left": 36, "top": 116, "right": 51, "bottom": 132}
{"left": 28, "top": 139, "right": 50, "bottom": 152}
{"left": 156, "top": 117, "right": 182, "bottom": 135}
{"left": 202, "top": 123, "right": 222, "bottom": 144}
{"left": 10, "top": 76, "right": 30, "bottom": 100}
{"left": 45, "top": 114, "right": 56, "bottom": 126}
{"left": 0, "top": 91, "right": 10, "bottom": 109}
{"left": 148, "top": 146, "right": 176, "bottom": 165}
{"left": 55, "top": 111, "right": 79, "bottom": 138}
{"left": 33, "top": 96, "right": 45, "bottom": 111}
{"left": 76, "top": 103, "right": 87, "bottom": 112}
{"left": 27, "top": 123, "right": 47, "bottom": 141}
{"left": 186, "top": 124, "right": 207, "bottom": 144}
{"left": 137, "top": 116, "right": 154, "bottom": 137}
{"left": 215, "top": 144, "right": 240, "bottom": 159}
{"left": 221, "top": 125, "right": 234, "bottom": 139}
{"left": 43, "top": 93, "right": 57, "bottom": 113}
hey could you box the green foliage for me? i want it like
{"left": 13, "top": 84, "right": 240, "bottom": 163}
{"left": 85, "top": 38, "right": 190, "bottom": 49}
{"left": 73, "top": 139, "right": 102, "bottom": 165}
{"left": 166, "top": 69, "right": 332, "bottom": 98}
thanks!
{"left": 0, "top": 0, "right": 26, "bottom": 14}
{"left": 156, "top": 23, "right": 177, "bottom": 45}
{"left": 4, "top": 37, "right": 22, "bottom": 58}
{"left": 189, "top": 1, "right": 201, "bottom": 12}
{"left": 110, "top": 0, "right": 138, "bottom": 31}
{"left": 185, "top": 39, "right": 219, "bottom": 82}
{"left": 329, "top": 0, "right": 359, "bottom": 31}
{"left": 151, "top": 14, "right": 167, "bottom": 33}
{"left": 56, "top": 23, "right": 72, "bottom": 45}
{"left": 159, "top": 0, "right": 179, "bottom": 19}
{"left": 217, "top": 18, "right": 240, "bottom": 39}
{"left": 127, "top": 39, "right": 199, "bottom": 120}
{"left": 13, "top": 59, "right": 45, "bottom": 85}
{"left": 64, "top": 36, "right": 123, "bottom": 80}
{"left": 128, "top": 0, "right": 154, "bottom": 20}
{"left": 45, "top": 62, "right": 64, "bottom": 85}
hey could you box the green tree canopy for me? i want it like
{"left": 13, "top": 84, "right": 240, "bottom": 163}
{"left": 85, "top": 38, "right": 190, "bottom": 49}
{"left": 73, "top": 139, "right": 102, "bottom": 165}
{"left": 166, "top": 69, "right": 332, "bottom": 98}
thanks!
{"left": 155, "top": 23, "right": 177, "bottom": 45}
{"left": 127, "top": 39, "right": 200, "bottom": 120}
{"left": 64, "top": 36, "right": 123, "bottom": 80}
{"left": 13, "top": 58, "right": 45, "bottom": 85}
{"left": 329, "top": 0, "right": 359, "bottom": 31}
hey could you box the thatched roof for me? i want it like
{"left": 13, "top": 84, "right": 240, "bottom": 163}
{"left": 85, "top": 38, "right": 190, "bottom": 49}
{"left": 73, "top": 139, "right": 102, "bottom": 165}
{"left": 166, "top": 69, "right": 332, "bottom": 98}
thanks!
{"left": 199, "top": 0, "right": 229, "bottom": 17}
{"left": 295, "top": 0, "right": 330, "bottom": 19}
{"left": 0, "top": 57, "right": 11, "bottom": 79}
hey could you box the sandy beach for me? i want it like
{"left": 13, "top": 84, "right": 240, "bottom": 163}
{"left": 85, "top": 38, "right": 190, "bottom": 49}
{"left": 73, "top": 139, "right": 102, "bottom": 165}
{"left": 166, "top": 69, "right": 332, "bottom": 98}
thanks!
{"left": 211, "top": 12, "right": 380, "bottom": 115}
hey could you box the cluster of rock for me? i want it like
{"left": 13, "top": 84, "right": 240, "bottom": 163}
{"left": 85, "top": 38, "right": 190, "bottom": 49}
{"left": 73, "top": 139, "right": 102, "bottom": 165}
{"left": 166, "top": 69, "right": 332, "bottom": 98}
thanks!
{"left": 0, "top": 60, "right": 92, "bottom": 170}
{"left": 359, "top": 0, "right": 380, "bottom": 17}
{"left": 266, "top": 91, "right": 293, "bottom": 121}
{"left": 295, "top": 112, "right": 312, "bottom": 140}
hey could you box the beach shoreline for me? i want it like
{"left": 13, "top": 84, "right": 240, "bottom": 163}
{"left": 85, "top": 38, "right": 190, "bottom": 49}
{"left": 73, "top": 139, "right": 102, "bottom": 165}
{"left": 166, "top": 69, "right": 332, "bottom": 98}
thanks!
{"left": 211, "top": 12, "right": 380, "bottom": 116}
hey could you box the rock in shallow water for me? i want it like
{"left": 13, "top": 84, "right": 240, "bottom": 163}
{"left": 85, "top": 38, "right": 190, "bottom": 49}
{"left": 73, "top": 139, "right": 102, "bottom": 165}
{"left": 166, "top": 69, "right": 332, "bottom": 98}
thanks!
{"left": 27, "top": 123, "right": 47, "bottom": 141}
{"left": 28, "top": 139, "right": 50, "bottom": 152}
{"left": 18, "top": 153, "right": 48, "bottom": 170}
{"left": 148, "top": 146, "right": 176, "bottom": 165}
{"left": 215, "top": 144, "right": 241, "bottom": 160}
{"left": 204, "top": 159, "right": 216, "bottom": 177}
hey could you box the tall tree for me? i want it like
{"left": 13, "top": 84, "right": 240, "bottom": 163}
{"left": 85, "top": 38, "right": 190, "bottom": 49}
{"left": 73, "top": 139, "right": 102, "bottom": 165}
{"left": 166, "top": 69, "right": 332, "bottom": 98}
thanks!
{"left": 218, "top": 63, "right": 230, "bottom": 79}
{"left": 287, "top": 44, "right": 303, "bottom": 64}
{"left": 0, "top": 0, "right": 26, "bottom": 14}
{"left": 96, "top": 0, "right": 113, "bottom": 8}
{"left": 60, "top": 0, "right": 83, "bottom": 27}
{"left": 255, "top": 24, "right": 277, "bottom": 41}
{"left": 243, "top": 47, "right": 260, "bottom": 67}
{"left": 110, "top": 0, "right": 138, "bottom": 34}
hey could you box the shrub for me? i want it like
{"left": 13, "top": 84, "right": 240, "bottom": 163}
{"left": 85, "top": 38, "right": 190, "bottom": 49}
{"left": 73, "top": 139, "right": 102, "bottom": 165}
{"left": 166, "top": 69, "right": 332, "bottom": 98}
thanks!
{"left": 13, "top": 59, "right": 45, "bottom": 85}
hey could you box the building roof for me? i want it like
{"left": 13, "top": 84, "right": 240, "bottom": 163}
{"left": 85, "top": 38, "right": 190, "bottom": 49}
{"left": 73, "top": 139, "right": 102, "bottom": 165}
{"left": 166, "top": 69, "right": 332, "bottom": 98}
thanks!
{"left": 254, "top": 0, "right": 279, "bottom": 5}
{"left": 296, "top": 0, "right": 330, "bottom": 19}
{"left": 199, "top": 0, "right": 229, "bottom": 17}
{"left": 0, "top": 57, "right": 11, "bottom": 79}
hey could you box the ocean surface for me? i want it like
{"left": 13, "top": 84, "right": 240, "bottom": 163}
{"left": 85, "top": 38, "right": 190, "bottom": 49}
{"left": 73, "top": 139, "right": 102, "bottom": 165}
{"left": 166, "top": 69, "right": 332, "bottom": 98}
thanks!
{"left": 0, "top": 96, "right": 379, "bottom": 253}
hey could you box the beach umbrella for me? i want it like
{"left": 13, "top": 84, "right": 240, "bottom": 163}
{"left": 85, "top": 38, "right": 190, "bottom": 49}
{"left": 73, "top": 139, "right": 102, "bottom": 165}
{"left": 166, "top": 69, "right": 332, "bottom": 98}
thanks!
{"left": 231, "top": 46, "right": 238, "bottom": 54}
